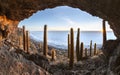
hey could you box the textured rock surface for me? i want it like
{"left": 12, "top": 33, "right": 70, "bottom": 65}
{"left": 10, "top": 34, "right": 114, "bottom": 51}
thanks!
{"left": 103, "top": 40, "right": 120, "bottom": 75}
{"left": 0, "top": 16, "right": 18, "bottom": 40}
{"left": 0, "top": 40, "right": 50, "bottom": 75}
{"left": 0, "top": 28, "right": 51, "bottom": 75}
{"left": 103, "top": 40, "right": 120, "bottom": 60}
{"left": 0, "top": 0, "right": 120, "bottom": 39}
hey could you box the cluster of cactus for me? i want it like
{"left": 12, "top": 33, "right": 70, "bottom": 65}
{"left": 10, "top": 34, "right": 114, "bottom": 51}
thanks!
{"left": 69, "top": 28, "right": 74, "bottom": 69}
{"left": 103, "top": 20, "right": 107, "bottom": 46}
{"left": 76, "top": 28, "right": 80, "bottom": 61}
{"left": 85, "top": 43, "right": 97, "bottom": 57}
{"left": 75, "top": 28, "right": 84, "bottom": 61}
{"left": 43, "top": 25, "right": 48, "bottom": 57}
{"left": 22, "top": 26, "right": 30, "bottom": 53}
{"left": 73, "top": 28, "right": 99, "bottom": 61}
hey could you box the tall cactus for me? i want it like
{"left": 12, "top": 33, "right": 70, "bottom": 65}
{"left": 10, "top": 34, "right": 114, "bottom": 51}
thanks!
{"left": 80, "top": 42, "right": 84, "bottom": 60}
{"left": 26, "top": 30, "right": 29, "bottom": 53}
{"left": 39, "top": 43, "right": 42, "bottom": 49}
{"left": 90, "top": 40, "right": 92, "bottom": 56}
{"left": 76, "top": 28, "right": 80, "bottom": 61}
{"left": 19, "top": 36, "right": 22, "bottom": 48}
{"left": 43, "top": 25, "right": 48, "bottom": 57}
{"left": 69, "top": 28, "right": 74, "bottom": 69}
{"left": 0, "top": 32, "right": 2, "bottom": 46}
{"left": 94, "top": 43, "right": 97, "bottom": 55}
{"left": 68, "top": 34, "right": 70, "bottom": 58}
{"left": 23, "top": 26, "right": 26, "bottom": 51}
{"left": 103, "top": 20, "right": 107, "bottom": 46}
{"left": 85, "top": 48, "right": 87, "bottom": 57}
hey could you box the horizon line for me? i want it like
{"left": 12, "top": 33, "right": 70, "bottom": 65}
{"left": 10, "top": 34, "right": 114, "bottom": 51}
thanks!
{"left": 29, "top": 30, "right": 113, "bottom": 32}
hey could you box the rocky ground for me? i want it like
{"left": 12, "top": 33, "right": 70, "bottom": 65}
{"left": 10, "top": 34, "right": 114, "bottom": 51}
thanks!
{"left": 0, "top": 28, "right": 110, "bottom": 75}
{"left": 0, "top": 39, "right": 50, "bottom": 75}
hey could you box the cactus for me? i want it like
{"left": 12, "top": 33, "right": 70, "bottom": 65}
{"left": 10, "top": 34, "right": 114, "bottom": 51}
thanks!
{"left": 90, "top": 40, "right": 92, "bottom": 56}
{"left": 69, "top": 28, "right": 74, "bottom": 69}
{"left": 43, "top": 25, "right": 48, "bottom": 57}
{"left": 26, "top": 31, "right": 29, "bottom": 53}
{"left": 23, "top": 26, "right": 26, "bottom": 51}
{"left": 68, "top": 34, "right": 70, "bottom": 58}
{"left": 80, "top": 42, "right": 84, "bottom": 60}
{"left": 0, "top": 32, "right": 2, "bottom": 46}
{"left": 94, "top": 43, "right": 97, "bottom": 55}
{"left": 51, "top": 48, "right": 56, "bottom": 61}
{"left": 76, "top": 28, "right": 80, "bottom": 61}
{"left": 39, "top": 43, "right": 42, "bottom": 49}
{"left": 103, "top": 20, "right": 107, "bottom": 46}
{"left": 85, "top": 48, "right": 87, "bottom": 57}
{"left": 19, "top": 36, "right": 22, "bottom": 48}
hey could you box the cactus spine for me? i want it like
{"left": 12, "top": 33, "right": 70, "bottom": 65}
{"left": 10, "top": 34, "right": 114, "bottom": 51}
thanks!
{"left": 90, "top": 40, "right": 92, "bottom": 56}
{"left": 69, "top": 28, "right": 74, "bottom": 69}
{"left": 103, "top": 20, "right": 107, "bottom": 46}
{"left": 43, "top": 25, "right": 48, "bottom": 57}
{"left": 26, "top": 31, "right": 29, "bottom": 53}
{"left": 51, "top": 49, "right": 56, "bottom": 61}
{"left": 23, "top": 26, "right": 26, "bottom": 51}
{"left": 68, "top": 34, "right": 70, "bottom": 58}
{"left": 80, "top": 42, "right": 84, "bottom": 60}
{"left": 76, "top": 28, "right": 80, "bottom": 61}
{"left": 94, "top": 43, "right": 97, "bottom": 55}
{"left": 85, "top": 48, "right": 87, "bottom": 57}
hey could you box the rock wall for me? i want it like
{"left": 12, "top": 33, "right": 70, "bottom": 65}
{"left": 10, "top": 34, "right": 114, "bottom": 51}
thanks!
{"left": 0, "top": 16, "right": 18, "bottom": 39}
{"left": 0, "top": 0, "right": 120, "bottom": 39}
{"left": 0, "top": 46, "right": 49, "bottom": 75}
{"left": 103, "top": 40, "right": 120, "bottom": 75}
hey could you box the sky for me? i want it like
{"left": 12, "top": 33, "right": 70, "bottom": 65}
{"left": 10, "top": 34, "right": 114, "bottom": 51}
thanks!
{"left": 18, "top": 6, "right": 112, "bottom": 31}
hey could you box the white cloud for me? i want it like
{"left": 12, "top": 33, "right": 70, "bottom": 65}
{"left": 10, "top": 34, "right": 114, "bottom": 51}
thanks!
{"left": 18, "top": 17, "right": 113, "bottom": 31}
{"left": 61, "top": 17, "right": 112, "bottom": 31}
{"left": 63, "top": 18, "right": 76, "bottom": 25}
{"left": 62, "top": 17, "right": 96, "bottom": 31}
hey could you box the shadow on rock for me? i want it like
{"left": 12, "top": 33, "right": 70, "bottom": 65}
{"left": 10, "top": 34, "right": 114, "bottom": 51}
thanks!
{"left": 15, "top": 49, "right": 50, "bottom": 70}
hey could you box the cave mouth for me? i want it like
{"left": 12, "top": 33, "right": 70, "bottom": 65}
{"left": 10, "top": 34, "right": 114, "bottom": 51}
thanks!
{"left": 18, "top": 6, "right": 111, "bottom": 31}
{"left": 0, "top": 0, "right": 120, "bottom": 39}
{"left": 18, "top": 6, "right": 116, "bottom": 48}
{"left": 0, "top": 1, "right": 119, "bottom": 74}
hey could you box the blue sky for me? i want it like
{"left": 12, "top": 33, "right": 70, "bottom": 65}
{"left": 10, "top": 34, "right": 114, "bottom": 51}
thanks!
{"left": 18, "top": 6, "right": 112, "bottom": 31}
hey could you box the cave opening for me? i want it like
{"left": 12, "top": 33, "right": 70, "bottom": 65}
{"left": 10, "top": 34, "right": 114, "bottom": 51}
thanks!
{"left": 0, "top": 1, "right": 120, "bottom": 74}
{"left": 18, "top": 6, "right": 116, "bottom": 48}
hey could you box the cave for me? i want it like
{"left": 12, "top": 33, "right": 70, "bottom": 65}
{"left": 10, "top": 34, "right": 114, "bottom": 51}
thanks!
{"left": 0, "top": 0, "right": 120, "bottom": 75}
{"left": 0, "top": 0, "right": 120, "bottom": 39}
